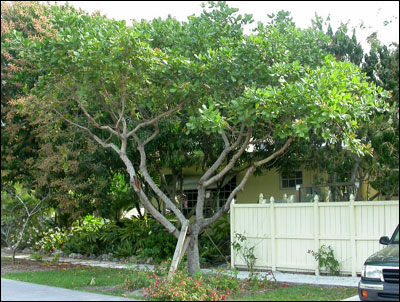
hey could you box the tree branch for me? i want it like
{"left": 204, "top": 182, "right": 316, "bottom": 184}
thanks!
{"left": 126, "top": 99, "right": 189, "bottom": 138}
{"left": 53, "top": 109, "right": 121, "bottom": 154}
{"left": 202, "top": 136, "right": 295, "bottom": 229}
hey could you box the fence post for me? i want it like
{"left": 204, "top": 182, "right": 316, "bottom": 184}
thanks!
{"left": 230, "top": 199, "right": 236, "bottom": 269}
{"left": 313, "top": 195, "right": 320, "bottom": 276}
{"left": 349, "top": 194, "right": 356, "bottom": 277}
{"left": 270, "top": 196, "right": 276, "bottom": 271}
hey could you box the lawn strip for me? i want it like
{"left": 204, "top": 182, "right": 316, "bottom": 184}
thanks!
{"left": 2, "top": 265, "right": 357, "bottom": 301}
{"left": 233, "top": 284, "right": 358, "bottom": 301}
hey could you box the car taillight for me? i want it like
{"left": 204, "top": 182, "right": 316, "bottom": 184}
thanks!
{"left": 361, "top": 290, "right": 368, "bottom": 299}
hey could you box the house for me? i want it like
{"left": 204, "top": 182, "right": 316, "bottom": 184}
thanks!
{"left": 165, "top": 166, "right": 398, "bottom": 212}
{"left": 123, "top": 165, "right": 398, "bottom": 219}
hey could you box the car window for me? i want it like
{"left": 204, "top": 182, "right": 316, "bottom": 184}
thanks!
{"left": 391, "top": 226, "right": 399, "bottom": 244}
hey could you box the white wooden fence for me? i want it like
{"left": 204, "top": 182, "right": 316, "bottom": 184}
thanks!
{"left": 230, "top": 195, "right": 399, "bottom": 276}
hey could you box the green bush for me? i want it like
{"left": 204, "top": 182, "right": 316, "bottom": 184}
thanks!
{"left": 123, "top": 268, "right": 155, "bottom": 290}
{"left": 34, "top": 226, "right": 68, "bottom": 253}
{"left": 203, "top": 268, "right": 241, "bottom": 296}
{"left": 61, "top": 215, "right": 106, "bottom": 256}
{"left": 145, "top": 270, "right": 231, "bottom": 301}
{"left": 112, "top": 240, "right": 136, "bottom": 258}
{"left": 34, "top": 213, "right": 178, "bottom": 262}
{"left": 308, "top": 245, "right": 340, "bottom": 275}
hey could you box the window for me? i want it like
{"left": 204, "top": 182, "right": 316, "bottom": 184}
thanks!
{"left": 281, "top": 171, "right": 303, "bottom": 188}
{"left": 181, "top": 176, "right": 236, "bottom": 217}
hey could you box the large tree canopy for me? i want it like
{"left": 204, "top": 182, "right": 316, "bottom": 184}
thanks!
{"left": 1, "top": 2, "right": 144, "bottom": 225}
{"left": 5, "top": 1, "right": 389, "bottom": 274}
{"left": 307, "top": 16, "right": 399, "bottom": 200}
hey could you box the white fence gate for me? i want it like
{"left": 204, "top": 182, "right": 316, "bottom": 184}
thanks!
{"left": 230, "top": 195, "right": 399, "bottom": 276}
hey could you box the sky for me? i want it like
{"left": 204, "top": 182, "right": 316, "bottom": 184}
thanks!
{"left": 49, "top": 1, "right": 399, "bottom": 51}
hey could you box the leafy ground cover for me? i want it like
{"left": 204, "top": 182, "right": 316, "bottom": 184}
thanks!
{"left": 1, "top": 257, "right": 357, "bottom": 301}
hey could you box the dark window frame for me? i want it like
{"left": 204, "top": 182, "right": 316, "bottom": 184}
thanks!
{"left": 280, "top": 170, "right": 303, "bottom": 189}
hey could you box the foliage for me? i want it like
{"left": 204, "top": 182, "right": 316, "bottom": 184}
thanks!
{"left": 363, "top": 43, "right": 399, "bottom": 199}
{"left": 308, "top": 245, "right": 340, "bottom": 275}
{"left": 203, "top": 268, "right": 241, "bottom": 296}
{"left": 144, "top": 270, "right": 230, "bottom": 301}
{"left": 122, "top": 268, "right": 155, "bottom": 291}
{"left": 1, "top": 1, "right": 139, "bottom": 226}
{"left": 245, "top": 272, "right": 278, "bottom": 292}
{"left": 1, "top": 1, "right": 54, "bottom": 187}
{"left": 100, "top": 214, "right": 177, "bottom": 261}
{"left": 34, "top": 226, "right": 67, "bottom": 253}
{"left": 61, "top": 215, "right": 106, "bottom": 256}
{"left": 310, "top": 15, "right": 399, "bottom": 200}
{"left": 33, "top": 213, "right": 178, "bottom": 261}
{"left": 29, "top": 253, "right": 44, "bottom": 261}
{"left": 199, "top": 213, "right": 231, "bottom": 265}
{"left": 1, "top": 183, "right": 49, "bottom": 264}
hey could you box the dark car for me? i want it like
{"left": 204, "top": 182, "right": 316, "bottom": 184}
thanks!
{"left": 358, "top": 224, "right": 399, "bottom": 301}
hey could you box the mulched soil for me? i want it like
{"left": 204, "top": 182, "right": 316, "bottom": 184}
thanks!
{"left": 1, "top": 257, "right": 86, "bottom": 275}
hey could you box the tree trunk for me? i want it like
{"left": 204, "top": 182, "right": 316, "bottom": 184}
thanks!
{"left": 186, "top": 232, "right": 200, "bottom": 275}
{"left": 12, "top": 249, "right": 16, "bottom": 265}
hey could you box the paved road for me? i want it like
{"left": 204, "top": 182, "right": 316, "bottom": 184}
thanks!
{"left": 1, "top": 278, "right": 139, "bottom": 301}
{"left": 342, "top": 295, "right": 360, "bottom": 301}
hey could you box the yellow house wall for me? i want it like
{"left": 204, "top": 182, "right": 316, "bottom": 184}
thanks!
{"left": 236, "top": 168, "right": 314, "bottom": 203}
{"left": 161, "top": 167, "right": 398, "bottom": 203}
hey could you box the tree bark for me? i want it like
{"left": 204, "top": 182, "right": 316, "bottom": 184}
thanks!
{"left": 12, "top": 249, "right": 16, "bottom": 265}
{"left": 186, "top": 232, "right": 200, "bottom": 275}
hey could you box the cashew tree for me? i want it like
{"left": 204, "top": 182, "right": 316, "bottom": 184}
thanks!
{"left": 8, "top": 2, "right": 388, "bottom": 274}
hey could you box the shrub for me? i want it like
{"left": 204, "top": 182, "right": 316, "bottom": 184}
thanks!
{"left": 61, "top": 215, "right": 106, "bottom": 256}
{"left": 231, "top": 233, "right": 257, "bottom": 277}
{"left": 245, "top": 272, "right": 279, "bottom": 292}
{"left": 145, "top": 270, "right": 230, "bottom": 301}
{"left": 30, "top": 253, "right": 44, "bottom": 261}
{"left": 112, "top": 240, "right": 136, "bottom": 258}
{"left": 34, "top": 226, "right": 68, "bottom": 253}
{"left": 308, "top": 245, "right": 340, "bottom": 275}
{"left": 203, "top": 268, "right": 241, "bottom": 296}
{"left": 123, "top": 268, "right": 155, "bottom": 291}
{"left": 34, "top": 213, "right": 177, "bottom": 261}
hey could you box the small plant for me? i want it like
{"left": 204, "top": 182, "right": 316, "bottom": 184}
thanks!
{"left": 246, "top": 272, "right": 278, "bottom": 292}
{"left": 30, "top": 253, "right": 43, "bottom": 261}
{"left": 231, "top": 233, "right": 257, "bottom": 277}
{"left": 308, "top": 245, "right": 340, "bottom": 275}
{"left": 50, "top": 253, "right": 60, "bottom": 263}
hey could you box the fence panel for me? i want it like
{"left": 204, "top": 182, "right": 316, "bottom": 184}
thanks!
{"left": 231, "top": 197, "right": 399, "bottom": 276}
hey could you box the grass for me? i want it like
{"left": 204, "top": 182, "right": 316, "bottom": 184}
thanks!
{"left": 233, "top": 285, "right": 357, "bottom": 301}
{"left": 2, "top": 265, "right": 143, "bottom": 299}
{"left": 2, "top": 265, "right": 357, "bottom": 301}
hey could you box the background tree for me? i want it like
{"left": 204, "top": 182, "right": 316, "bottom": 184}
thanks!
{"left": 1, "top": 1, "right": 142, "bottom": 227}
{"left": 1, "top": 183, "right": 49, "bottom": 264}
{"left": 6, "top": 1, "right": 388, "bottom": 275}
{"left": 309, "top": 15, "right": 399, "bottom": 200}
